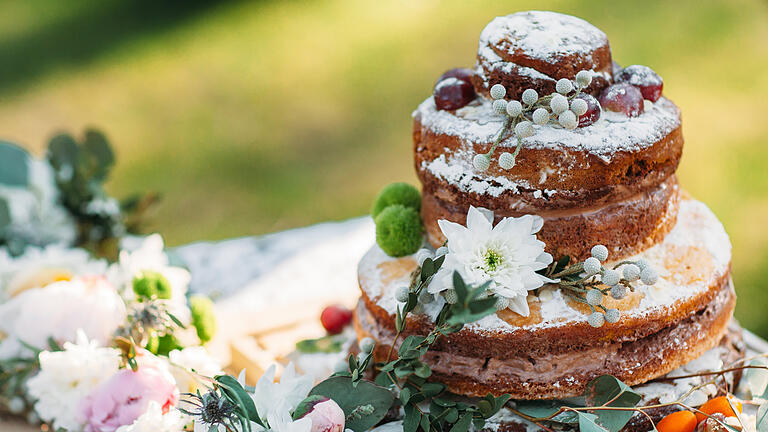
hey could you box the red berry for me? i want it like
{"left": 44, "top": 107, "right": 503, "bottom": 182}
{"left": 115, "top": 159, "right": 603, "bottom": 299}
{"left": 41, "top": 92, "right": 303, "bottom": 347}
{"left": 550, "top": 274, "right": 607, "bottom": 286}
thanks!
{"left": 599, "top": 83, "right": 644, "bottom": 117}
{"left": 574, "top": 93, "right": 601, "bottom": 127}
{"left": 615, "top": 65, "right": 663, "bottom": 102}
{"left": 433, "top": 77, "right": 476, "bottom": 111}
{"left": 320, "top": 305, "right": 353, "bottom": 334}
{"left": 436, "top": 67, "right": 475, "bottom": 86}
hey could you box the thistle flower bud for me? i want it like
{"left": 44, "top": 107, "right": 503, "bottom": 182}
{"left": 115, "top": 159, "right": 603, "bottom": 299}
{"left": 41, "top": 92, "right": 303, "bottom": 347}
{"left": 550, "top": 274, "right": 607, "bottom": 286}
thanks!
{"left": 583, "top": 257, "right": 601, "bottom": 276}
{"left": 556, "top": 78, "right": 574, "bottom": 95}
{"left": 498, "top": 152, "right": 516, "bottom": 169}
{"left": 359, "top": 337, "right": 375, "bottom": 354}
{"left": 558, "top": 110, "right": 578, "bottom": 129}
{"left": 532, "top": 108, "right": 550, "bottom": 125}
{"left": 415, "top": 248, "right": 433, "bottom": 267}
{"left": 576, "top": 70, "right": 593, "bottom": 87}
{"left": 571, "top": 98, "right": 589, "bottom": 116}
{"left": 395, "top": 286, "right": 410, "bottom": 303}
{"left": 586, "top": 289, "right": 603, "bottom": 306}
{"left": 506, "top": 100, "right": 523, "bottom": 117}
{"left": 588, "top": 312, "right": 605, "bottom": 328}
{"left": 610, "top": 284, "right": 627, "bottom": 300}
{"left": 640, "top": 267, "right": 659, "bottom": 285}
{"left": 490, "top": 84, "right": 506, "bottom": 100}
{"left": 590, "top": 244, "right": 609, "bottom": 262}
{"left": 605, "top": 309, "right": 621, "bottom": 323}
{"left": 522, "top": 89, "right": 538, "bottom": 105}
{"left": 514, "top": 121, "right": 534, "bottom": 138}
{"left": 550, "top": 94, "right": 569, "bottom": 114}
{"left": 602, "top": 269, "right": 621, "bottom": 287}
{"left": 636, "top": 258, "right": 650, "bottom": 270}
{"left": 444, "top": 289, "right": 458, "bottom": 304}
{"left": 622, "top": 264, "right": 641, "bottom": 282}
{"left": 473, "top": 154, "right": 491, "bottom": 171}
{"left": 493, "top": 99, "right": 508, "bottom": 114}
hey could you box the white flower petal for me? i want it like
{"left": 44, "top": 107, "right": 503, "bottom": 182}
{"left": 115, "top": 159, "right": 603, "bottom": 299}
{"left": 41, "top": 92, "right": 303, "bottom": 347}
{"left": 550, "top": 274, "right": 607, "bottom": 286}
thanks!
{"left": 507, "top": 295, "right": 531, "bottom": 317}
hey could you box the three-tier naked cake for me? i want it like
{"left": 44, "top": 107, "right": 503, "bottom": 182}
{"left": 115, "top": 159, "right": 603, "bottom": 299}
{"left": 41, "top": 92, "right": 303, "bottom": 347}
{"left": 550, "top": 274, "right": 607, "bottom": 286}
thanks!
{"left": 354, "top": 9, "right": 741, "bottom": 424}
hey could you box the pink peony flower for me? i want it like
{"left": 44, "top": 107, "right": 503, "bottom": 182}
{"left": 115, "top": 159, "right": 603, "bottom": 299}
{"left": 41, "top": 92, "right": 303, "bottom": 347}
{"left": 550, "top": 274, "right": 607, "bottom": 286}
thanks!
{"left": 79, "top": 360, "right": 179, "bottom": 432}
{"left": 300, "top": 397, "right": 345, "bottom": 432}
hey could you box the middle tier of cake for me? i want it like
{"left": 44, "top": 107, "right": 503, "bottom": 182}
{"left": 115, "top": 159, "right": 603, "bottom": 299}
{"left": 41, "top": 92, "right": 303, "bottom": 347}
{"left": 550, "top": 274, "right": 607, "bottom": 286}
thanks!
{"left": 355, "top": 197, "right": 734, "bottom": 399}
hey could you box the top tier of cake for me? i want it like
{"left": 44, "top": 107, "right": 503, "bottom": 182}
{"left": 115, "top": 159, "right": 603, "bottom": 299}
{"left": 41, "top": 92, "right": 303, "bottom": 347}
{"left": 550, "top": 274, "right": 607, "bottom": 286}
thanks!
{"left": 414, "top": 11, "right": 683, "bottom": 261}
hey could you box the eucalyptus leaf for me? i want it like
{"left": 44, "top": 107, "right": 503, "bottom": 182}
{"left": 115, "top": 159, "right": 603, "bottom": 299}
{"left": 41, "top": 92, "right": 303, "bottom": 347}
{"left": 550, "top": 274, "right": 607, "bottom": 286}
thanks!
{"left": 449, "top": 413, "right": 472, "bottom": 432}
{"left": 296, "top": 335, "right": 344, "bottom": 354}
{"left": 82, "top": 130, "right": 114, "bottom": 180}
{"left": 0, "top": 198, "right": 10, "bottom": 229}
{"left": 403, "top": 404, "right": 420, "bottom": 432}
{"left": 747, "top": 359, "right": 768, "bottom": 399}
{"left": 584, "top": 375, "right": 641, "bottom": 431}
{"left": 0, "top": 142, "right": 30, "bottom": 187}
{"left": 758, "top": 402, "right": 768, "bottom": 432}
{"left": 578, "top": 412, "right": 609, "bottom": 432}
{"left": 515, "top": 400, "right": 571, "bottom": 421}
{"left": 310, "top": 376, "right": 394, "bottom": 432}
{"left": 293, "top": 395, "right": 327, "bottom": 420}
{"left": 215, "top": 374, "right": 261, "bottom": 428}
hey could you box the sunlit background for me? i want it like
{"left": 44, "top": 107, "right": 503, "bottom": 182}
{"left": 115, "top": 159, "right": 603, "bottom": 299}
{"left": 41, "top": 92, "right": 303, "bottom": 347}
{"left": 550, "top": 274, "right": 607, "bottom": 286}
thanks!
{"left": 1, "top": 0, "right": 767, "bottom": 334}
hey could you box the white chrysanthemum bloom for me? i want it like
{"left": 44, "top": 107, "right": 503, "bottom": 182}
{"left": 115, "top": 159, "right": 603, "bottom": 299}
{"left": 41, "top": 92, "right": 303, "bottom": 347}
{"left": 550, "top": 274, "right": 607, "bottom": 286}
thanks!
{"left": 0, "top": 244, "right": 107, "bottom": 299}
{"left": 26, "top": 330, "right": 121, "bottom": 431}
{"left": 250, "top": 363, "right": 314, "bottom": 427}
{"left": 429, "top": 207, "right": 555, "bottom": 316}
{"left": 0, "top": 159, "right": 76, "bottom": 247}
{"left": 168, "top": 347, "right": 223, "bottom": 394}
{"left": 266, "top": 402, "right": 313, "bottom": 432}
{"left": 108, "top": 234, "right": 192, "bottom": 323}
{"left": 116, "top": 403, "right": 188, "bottom": 432}
{"left": 0, "top": 277, "right": 126, "bottom": 360}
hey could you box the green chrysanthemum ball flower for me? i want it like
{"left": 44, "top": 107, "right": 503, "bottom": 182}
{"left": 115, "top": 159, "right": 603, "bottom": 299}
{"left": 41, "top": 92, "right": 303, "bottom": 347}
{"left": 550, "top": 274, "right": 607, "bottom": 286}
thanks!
{"left": 144, "top": 330, "right": 160, "bottom": 354}
{"left": 190, "top": 295, "right": 217, "bottom": 344}
{"left": 371, "top": 182, "right": 421, "bottom": 218}
{"left": 132, "top": 270, "right": 172, "bottom": 300}
{"left": 375, "top": 205, "right": 423, "bottom": 257}
{"left": 156, "top": 333, "right": 182, "bottom": 356}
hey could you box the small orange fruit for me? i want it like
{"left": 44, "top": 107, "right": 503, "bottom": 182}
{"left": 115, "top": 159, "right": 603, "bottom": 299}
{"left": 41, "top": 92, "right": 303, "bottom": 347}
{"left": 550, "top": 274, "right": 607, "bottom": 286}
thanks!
{"left": 695, "top": 396, "right": 743, "bottom": 424}
{"left": 657, "top": 410, "right": 697, "bottom": 432}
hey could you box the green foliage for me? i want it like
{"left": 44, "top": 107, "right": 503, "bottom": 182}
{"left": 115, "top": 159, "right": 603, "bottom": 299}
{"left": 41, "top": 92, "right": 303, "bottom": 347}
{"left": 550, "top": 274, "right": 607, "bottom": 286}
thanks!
{"left": 0, "top": 142, "right": 30, "bottom": 187}
{"left": 132, "top": 270, "right": 172, "bottom": 300}
{"left": 371, "top": 182, "right": 421, "bottom": 219}
{"left": 215, "top": 374, "right": 263, "bottom": 430}
{"left": 190, "top": 294, "right": 217, "bottom": 344}
{"left": 584, "top": 375, "right": 642, "bottom": 431}
{"left": 510, "top": 375, "right": 642, "bottom": 432}
{"left": 309, "top": 376, "right": 394, "bottom": 432}
{"left": 155, "top": 333, "right": 182, "bottom": 356}
{"left": 292, "top": 395, "right": 328, "bottom": 420}
{"left": 144, "top": 329, "right": 160, "bottom": 354}
{"left": 757, "top": 402, "right": 768, "bottom": 432}
{"left": 375, "top": 204, "right": 423, "bottom": 257}
{"left": 296, "top": 334, "right": 344, "bottom": 354}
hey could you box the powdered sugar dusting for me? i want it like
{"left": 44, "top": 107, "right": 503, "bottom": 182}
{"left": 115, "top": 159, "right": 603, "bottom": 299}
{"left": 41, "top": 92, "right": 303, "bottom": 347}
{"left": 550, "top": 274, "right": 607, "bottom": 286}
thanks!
{"left": 415, "top": 95, "right": 680, "bottom": 158}
{"left": 416, "top": 95, "right": 679, "bottom": 197}
{"left": 478, "top": 11, "right": 608, "bottom": 65}
{"left": 359, "top": 198, "right": 731, "bottom": 334}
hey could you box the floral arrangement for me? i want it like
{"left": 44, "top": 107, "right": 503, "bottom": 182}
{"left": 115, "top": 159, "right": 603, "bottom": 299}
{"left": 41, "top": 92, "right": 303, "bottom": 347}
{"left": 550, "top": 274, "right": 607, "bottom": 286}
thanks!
{"left": 0, "top": 132, "right": 219, "bottom": 431}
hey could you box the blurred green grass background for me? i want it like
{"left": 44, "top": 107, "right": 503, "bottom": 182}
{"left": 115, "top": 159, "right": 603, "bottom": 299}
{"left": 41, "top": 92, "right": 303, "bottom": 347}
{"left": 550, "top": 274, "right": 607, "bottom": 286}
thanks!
{"left": 1, "top": 0, "right": 767, "bottom": 334}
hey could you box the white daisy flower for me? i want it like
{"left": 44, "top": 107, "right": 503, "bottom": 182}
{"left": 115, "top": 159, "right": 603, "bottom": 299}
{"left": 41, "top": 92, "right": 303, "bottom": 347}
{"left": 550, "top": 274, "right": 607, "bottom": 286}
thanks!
{"left": 430, "top": 206, "right": 555, "bottom": 316}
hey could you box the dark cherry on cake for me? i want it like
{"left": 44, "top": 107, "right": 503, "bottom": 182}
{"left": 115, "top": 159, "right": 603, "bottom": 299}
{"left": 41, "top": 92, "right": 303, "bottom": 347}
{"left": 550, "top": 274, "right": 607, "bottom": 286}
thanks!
{"left": 599, "top": 83, "right": 645, "bottom": 117}
{"left": 433, "top": 76, "right": 476, "bottom": 111}
{"left": 574, "top": 92, "right": 601, "bottom": 127}
{"left": 616, "top": 64, "right": 664, "bottom": 102}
